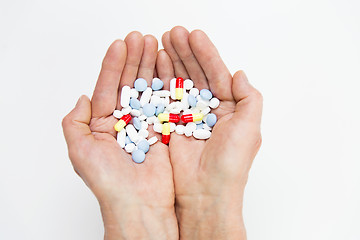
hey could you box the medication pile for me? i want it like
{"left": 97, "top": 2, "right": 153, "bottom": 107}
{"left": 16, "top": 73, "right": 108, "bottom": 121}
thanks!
{"left": 113, "top": 77, "right": 219, "bottom": 163}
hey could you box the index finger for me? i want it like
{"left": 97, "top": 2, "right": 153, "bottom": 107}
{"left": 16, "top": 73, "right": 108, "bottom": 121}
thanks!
{"left": 91, "top": 40, "right": 127, "bottom": 118}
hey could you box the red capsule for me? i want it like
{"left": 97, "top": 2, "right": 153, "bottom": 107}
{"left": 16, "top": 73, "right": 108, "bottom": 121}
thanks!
{"left": 176, "top": 77, "right": 184, "bottom": 88}
{"left": 158, "top": 113, "right": 180, "bottom": 123}
{"left": 181, "top": 113, "right": 204, "bottom": 123}
{"left": 175, "top": 77, "right": 184, "bottom": 100}
{"left": 114, "top": 114, "right": 132, "bottom": 131}
{"left": 162, "top": 123, "right": 170, "bottom": 144}
{"left": 121, "top": 114, "right": 132, "bottom": 124}
{"left": 162, "top": 134, "right": 170, "bottom": 144}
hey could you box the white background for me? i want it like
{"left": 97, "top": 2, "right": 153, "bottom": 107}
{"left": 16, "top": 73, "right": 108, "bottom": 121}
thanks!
{"left": 0, "top": 0, "right": 359, "bottom": 239}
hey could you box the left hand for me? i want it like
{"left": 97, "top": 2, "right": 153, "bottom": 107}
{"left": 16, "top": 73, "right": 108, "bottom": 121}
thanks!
{"left": 62, "top": 32, "right": 178, "bottom": 240}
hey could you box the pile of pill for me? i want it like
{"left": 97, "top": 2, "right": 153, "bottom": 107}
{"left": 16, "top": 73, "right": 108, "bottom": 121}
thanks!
{"left": 113, "top": 77, "right": 219, "bottom": 163}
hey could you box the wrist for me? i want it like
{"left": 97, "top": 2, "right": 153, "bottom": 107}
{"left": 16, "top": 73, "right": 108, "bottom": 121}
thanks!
{"left": 100, "top": 200, "right": 178, "bottom": 240}
{"left": 176, "top": 192, "right": 246, "bottom": 240}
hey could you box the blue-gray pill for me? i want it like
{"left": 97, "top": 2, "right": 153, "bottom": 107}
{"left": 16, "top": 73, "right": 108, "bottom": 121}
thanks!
{"left": 134, "top": 78, "right": 147, "bottom": 92}
{"left": 200, "top": 89, "right": 213, "bottom": 100}
{"left": 188, "top": 94, "right": 197, "bottom": 107}
{"left": 143, "top": 103, "right": 156, "bottom": 117}
{"left": 132, "top": 149, "right": 145, "bottom": 163}
{"left": 137, "top": 139, "right": 150, "bottom": 153}
{"left": 151, "top": 78, "right": 164, "bottom": 91}
{"left": 155, "top": 103, "right": 165, "bottom": 116}
{"left": 133, "top": 117, "right": 141, "bottom": 130}
{"left": 129, "top": 98, "right": 141, "bottom": 110}
{"left": 206, "top": 113, "right": 217, "bottom": 127}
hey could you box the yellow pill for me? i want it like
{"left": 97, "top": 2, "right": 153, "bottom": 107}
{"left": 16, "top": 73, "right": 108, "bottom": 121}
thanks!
{"left": 175, "top": 88, "right": 183, "bottom": 100}
{"left": 162, "top": 122, "right": 170, "bottom": 135}
{"left": 114, "top": 114, "right": 131, "bottom": 132}
{"left": 158, "top": 113, "right": 180, "bottom": 123}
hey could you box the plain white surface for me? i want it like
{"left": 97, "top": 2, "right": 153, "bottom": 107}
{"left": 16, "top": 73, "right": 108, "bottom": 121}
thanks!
{"left": 1, "top": 0, "right": 359, "bottom": 239}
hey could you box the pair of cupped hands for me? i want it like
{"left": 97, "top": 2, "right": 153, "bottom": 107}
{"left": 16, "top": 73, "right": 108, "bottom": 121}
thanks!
{"left": 62, "top": 26, "right": 262, "bottom": 240}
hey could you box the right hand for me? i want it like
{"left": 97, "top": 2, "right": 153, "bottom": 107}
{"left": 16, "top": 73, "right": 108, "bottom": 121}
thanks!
{"left": 158, "top": 26, "right": 263, "bottom": 239}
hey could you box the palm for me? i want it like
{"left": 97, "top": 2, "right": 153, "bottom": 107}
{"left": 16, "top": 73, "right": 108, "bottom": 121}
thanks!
{"left": 158, "top": 27, "right": 262, "bottom": 202}
{"left": 85, "top": 116, "right": 173, "bottom": 207}
{"left": 64, "top": 32, "right": 176, "bottom": 210}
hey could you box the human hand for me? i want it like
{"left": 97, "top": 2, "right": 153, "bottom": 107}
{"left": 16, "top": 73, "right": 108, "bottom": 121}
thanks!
{"left": 62, "top": 32, "right": 178, "bottom": 240}
{"left": 159, "top": 26, "right": 263, "bottom": 239}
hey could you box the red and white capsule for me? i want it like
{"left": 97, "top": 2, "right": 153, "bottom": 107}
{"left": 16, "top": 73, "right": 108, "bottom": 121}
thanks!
{"left": 175, "top": 77, "right": 184, "bottom": 100}
{"left": 181, "top": 113, "right": 204, "bottom": 123}
{"left": 114, "top": 114, "right": 132, "bottom": 132}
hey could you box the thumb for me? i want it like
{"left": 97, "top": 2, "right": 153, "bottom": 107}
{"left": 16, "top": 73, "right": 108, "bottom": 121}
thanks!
{"left": 232, "top": 70, "right": 263, "bottom": 126}
{"left": 62, "top": 95, "right": 92, "bottom": 149}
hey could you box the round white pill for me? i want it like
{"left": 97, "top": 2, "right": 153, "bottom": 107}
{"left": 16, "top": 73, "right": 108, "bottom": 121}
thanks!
{"left": 147, "top": 136, "right": 158, "bottom": 145}
{"left": 170, "top": 123, "right": 176, "bottom": 132}
{"left": 125, "top": 143, "right": 136, "bottom": 153}
{"left": 196, "top": 99, "right": 209, "bottom": 110}
{"left": 189, "top": 88, "right": 199, "bottom": 96}
{"left": 153, "top": 123, "right": 163, "bottom": 133}
{"left": 175, "top": 125, "right": 185, "bottom": 135}
{"left": 170, "top": 108, "right": 181, "bottom": 114}
{"left": 166, "top": 102, "right": 177, "bottom": 111}
{"left": 141, "top": 121, "right": 149, "bottom": 130}
{"left": 150, "top": 95, "right": 162, "bottom": 106}
{"left": 139, "top": 114, "right": 147, "bottom": 121}
{"left": 138, "top": 129, "right": 149, "bottom": 138}
{"left": 193, "top": 129, "right": 211, "bottom": 140}
{"left": 191, "top": 107, "right": 201, "bottom": 114}
{"left": 209, "top": 97, "right": 220, "bottom": 109}
{"left": 130, "top": 109, "right": 141, "bottom": 117}
{"left": 113, "top": 110, "right": 123, "bottom": 119}
{"left": 184, "top": 128, "right": 193, "bottom": 137}
{"left": 121, "top": 106, "right": 132, "bottom": 115}
{"left": 130, "top": 88, "right": 139, "bottom": 99}
{"left": 201, "top": 106, "right": 211, "bottom": 115}
{"left": 153, "top": 117, "right": 160, "bottom": 123}
{"left": 186, "top": 122, "right": 197, "bottom": 132}
{"left": 183, "top": 109, "right": 192, "bottom": 115}
{"left": 184, "top": 79, "right": 194, "bottom": 90}
{"left": 203, "top": 124, "right": 212, "bottom": 131}
{"left": 146, "top": 116, "right": 157, "bottom": 124}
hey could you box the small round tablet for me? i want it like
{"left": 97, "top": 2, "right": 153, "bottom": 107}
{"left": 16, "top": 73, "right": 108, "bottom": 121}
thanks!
{"left": 132, "top": 149, "right": 145, "bottom": 163}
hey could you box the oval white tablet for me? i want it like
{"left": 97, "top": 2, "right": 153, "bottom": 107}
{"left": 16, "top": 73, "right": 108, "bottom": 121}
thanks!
{"left": 121, "top": 86, "right": 131, "bottom": 108}
{"left": 140, "top": 87, "right": 153, "bottom": 107}
{"left": 125, "top": 124, "right": 139, "bottom": 143}
{"left": 117, "top": 129, "right": 126, "bottom": 148}
{"left": 193, "top": 129, "right": 211, "bottom": 139}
